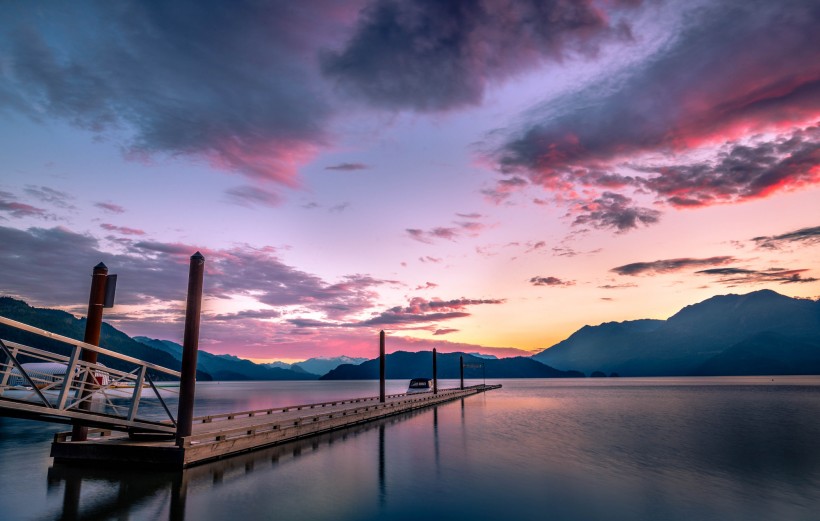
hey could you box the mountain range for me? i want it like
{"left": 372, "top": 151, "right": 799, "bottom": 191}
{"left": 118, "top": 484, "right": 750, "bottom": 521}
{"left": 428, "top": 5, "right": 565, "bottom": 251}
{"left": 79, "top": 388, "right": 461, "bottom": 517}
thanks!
{"left": 533, "top": 289, "right": 820, "bottom": 376}
{"left": 321, "top": 351, "right": 583, "bottom": 380}
{"left": 1, "top": 290, "right": 818, "bottom": 379}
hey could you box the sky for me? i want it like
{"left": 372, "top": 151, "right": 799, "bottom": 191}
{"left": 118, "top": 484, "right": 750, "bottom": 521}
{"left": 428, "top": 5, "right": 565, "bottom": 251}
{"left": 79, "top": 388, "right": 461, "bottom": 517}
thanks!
{"left": 0, "top": 0, "right": 818, "bottom": 363}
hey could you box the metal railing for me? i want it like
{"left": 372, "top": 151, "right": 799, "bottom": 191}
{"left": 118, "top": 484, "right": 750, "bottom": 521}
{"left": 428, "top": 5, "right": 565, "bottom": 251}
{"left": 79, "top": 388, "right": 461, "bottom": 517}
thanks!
{"left": 0, "top": 315, "right": 180, "bottom": 433}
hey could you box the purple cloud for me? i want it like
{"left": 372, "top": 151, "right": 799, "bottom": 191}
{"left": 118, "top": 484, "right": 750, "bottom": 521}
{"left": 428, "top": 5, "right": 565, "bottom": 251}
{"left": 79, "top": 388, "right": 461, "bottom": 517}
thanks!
{"left": 695, "top": 267, "right": 818, "bottom": 285}
{"left": 322, "top": 0, "right": 633, "bottom": 111}
{"left": 325, "top": 162, "right": 369, "bottom": 171}
{"left": 611, "top": 256, "right": 736, "bottom": 276}
{"left": 529, "top": 276, "right": 574, "bottom": 287}
{"left": 752, "top": 225, "right": 820, "bottom": 250}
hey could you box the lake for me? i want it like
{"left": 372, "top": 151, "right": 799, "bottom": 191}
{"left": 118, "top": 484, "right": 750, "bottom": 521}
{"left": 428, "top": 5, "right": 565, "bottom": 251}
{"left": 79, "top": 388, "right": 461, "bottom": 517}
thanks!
{"left": 1, "top": 377, "right": 819, "bottom": 520}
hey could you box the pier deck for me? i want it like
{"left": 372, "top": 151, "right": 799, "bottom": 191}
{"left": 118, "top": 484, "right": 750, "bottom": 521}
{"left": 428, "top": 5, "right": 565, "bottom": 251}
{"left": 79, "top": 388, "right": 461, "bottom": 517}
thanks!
{"left": 51, "top": 384, "right": 501, "bottom": 469}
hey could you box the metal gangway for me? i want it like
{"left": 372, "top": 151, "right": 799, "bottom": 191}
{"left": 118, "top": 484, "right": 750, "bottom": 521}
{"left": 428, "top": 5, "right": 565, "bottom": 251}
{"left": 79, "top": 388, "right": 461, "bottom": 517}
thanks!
{"left": 0, "top": 315, "right": 179, "bottom": 435}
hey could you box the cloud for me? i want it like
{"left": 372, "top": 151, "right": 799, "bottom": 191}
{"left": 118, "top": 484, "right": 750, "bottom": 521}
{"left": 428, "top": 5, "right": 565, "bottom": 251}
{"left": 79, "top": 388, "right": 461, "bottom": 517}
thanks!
{"left": 329, "top": 202, "right": 351, "bottom": 213}
{"left": 95, "top": 202, "right": 125, "bottom": 214}
{"left": 598, "top": 283, "right": 637, "bottom": 289}
{"left": 571, "top": 192, "right": 660, "bottom": 231}
{"left": 415, "top": 282, "right": 438, "bottom": 290}
{"left": 349, "top": 297, "right": 505, "bottom": 328}
{"left": 0, "top": 191, "right": 50, "bottom": 219}
{"left": 0, "top": 2, "right": 352, "bottom": 185}
{"left": 225, "top": 186, "right": 283, "bottom": 208}
{"left": 641, "top": 126, "right": 820, "bottom": 207}
{"left": 434, "top": 328, "right": 458, "bottom": 336}
{"left": 100, "top": 223, "right": 146, "bottom": 236}
{"left": 696, "top": 267, "right": 818, "bottom": 285}
{"left": 752, "top": 225, "right": 820, "bottom": 250}
{"left": 491, "top": 1, "right": 820, "bottom": 229}
{"left": 529, "top": 276, "right": 574, "bottom": 287}
{"left": 322, "top": 0, "right": 633, "bottom": 111}
{"left": 325, "top": 162, "right": 369, "bottom": 171}
{"left": 24, "top": 186, "right": 74, "bottom": 209}
{"left": 611, "top": 256, "right": 735, "bottom": 276}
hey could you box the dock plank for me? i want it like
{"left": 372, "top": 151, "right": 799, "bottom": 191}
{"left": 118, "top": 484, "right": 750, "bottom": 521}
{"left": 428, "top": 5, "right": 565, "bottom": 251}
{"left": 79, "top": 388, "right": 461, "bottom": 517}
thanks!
{"left": 51, "top": 384, "right": 501, "bottom": 469}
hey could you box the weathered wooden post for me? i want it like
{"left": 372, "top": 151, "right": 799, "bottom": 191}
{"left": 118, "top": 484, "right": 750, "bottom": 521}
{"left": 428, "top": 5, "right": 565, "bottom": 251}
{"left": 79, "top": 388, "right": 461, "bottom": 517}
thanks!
{"left": 460, "top": 355, "right": 464, "bottom": 390}
{"left": 176, "top": 252, "right": 205, "bottom": 447}
{"left": 71, "top": 262, "right": 108, "bottom": 442}
{"left": 379, "top": 330, "right": 385, "bottom": 403}
{"left": 432, "top": 348, "right": 437, "bottom": 394}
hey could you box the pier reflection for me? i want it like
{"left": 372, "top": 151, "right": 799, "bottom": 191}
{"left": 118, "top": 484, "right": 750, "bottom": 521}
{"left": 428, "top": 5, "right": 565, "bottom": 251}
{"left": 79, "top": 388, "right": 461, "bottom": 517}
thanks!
{"left": 46, "top": 404, "right": 448, "bottom": 520}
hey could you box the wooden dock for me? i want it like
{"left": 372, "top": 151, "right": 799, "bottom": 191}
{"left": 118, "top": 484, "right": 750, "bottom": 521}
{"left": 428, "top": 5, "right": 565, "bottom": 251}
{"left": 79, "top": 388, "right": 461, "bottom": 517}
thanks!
{"left": 51, "top": 384, "right": 501, "bottom": 469}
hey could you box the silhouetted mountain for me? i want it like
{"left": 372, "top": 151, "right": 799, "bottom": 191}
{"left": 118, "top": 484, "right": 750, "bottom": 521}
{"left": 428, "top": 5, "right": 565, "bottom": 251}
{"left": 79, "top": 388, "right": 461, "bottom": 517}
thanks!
{"left": 534, "top": 290, "right": 820, "bottom": 376}
{"left": 320, "top": 351, "right": 583, "bottom": 380}
{"left": 291, "top": 356, "right": 368, "bottom": 376}
{"left": 0, "top": 297, "right": 208, "bottom": 381}
{"left": 134, "top": 337, "right": 317, "bottom": 381}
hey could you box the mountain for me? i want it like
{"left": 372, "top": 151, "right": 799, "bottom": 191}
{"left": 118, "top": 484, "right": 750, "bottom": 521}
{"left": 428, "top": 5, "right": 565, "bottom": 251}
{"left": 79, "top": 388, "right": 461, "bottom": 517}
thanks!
{"left": 534, "top": 290, "right": 820, "bottom": 376}
{"left": 134, "top": 337, "right": 317, "bottom": 381}
{"left": 0, "top": 297, "right": 206, "bottom": 381}
{"left": 320, "top": 351, "right": 583, "bottom": 380}
{"left": 291, "top": 356, "right": 368, "bottom": 376}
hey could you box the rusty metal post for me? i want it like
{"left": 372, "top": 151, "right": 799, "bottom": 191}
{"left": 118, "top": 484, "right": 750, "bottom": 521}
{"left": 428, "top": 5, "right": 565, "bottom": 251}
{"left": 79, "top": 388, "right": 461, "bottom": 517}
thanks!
{"left": 379, "top": 330, "right": 385, "bottom": 403}
{"left": 176, "top": 252, "right": 205, "bottom": 446}
{"left": 460, "top": 355, "right": 464, "bottom": 390}
{"left": 71, "top": 262, "right": 108, "bottom": 442}
{"left": 432, "top": 348, "right": 437, "bottom": 394}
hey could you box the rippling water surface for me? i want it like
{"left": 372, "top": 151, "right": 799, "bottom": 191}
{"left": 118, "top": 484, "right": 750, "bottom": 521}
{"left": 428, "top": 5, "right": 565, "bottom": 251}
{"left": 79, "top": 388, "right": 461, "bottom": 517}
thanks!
{"left": 1, "top": 377, "right": 819, "bottom": 520}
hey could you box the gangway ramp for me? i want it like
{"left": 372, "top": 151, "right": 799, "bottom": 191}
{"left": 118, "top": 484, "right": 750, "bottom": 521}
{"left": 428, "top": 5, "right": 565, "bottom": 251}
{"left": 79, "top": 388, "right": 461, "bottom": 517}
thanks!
{"left": 0, "top": 315, "right": 179, "bottom": 435}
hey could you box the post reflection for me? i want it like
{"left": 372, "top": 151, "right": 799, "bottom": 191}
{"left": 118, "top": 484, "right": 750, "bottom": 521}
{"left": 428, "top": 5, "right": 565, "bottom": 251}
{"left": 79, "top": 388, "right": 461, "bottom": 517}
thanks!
{"left": 47, "top": 405, "right": 441, "bottom": 520}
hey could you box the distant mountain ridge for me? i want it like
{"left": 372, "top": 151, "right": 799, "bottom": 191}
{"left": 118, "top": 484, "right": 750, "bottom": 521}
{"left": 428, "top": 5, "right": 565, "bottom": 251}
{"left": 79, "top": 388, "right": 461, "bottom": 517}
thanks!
{"left": 134, "top": 337, "right": 316, "bottom": 381}
{"left": 534, "top": 290, "right": 820, "bottom": 376}
{"left": 321, "top": 351, "right": 583, "bottom": 380}
{"left": 260, "top": 356, "right": 368, "bottom": 376}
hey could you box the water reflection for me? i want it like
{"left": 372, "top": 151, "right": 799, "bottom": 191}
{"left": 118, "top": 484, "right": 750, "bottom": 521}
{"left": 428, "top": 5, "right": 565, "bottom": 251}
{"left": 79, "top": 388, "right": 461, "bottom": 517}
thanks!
{"left": 6, "top": 378, "right": 820, "bottom": 521}
{"left": 45, "top": 404, "right": 441, "bottom": 520}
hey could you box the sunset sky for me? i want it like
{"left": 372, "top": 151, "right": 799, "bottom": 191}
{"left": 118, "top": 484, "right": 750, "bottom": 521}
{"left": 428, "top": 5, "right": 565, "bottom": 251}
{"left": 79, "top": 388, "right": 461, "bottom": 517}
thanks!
{"left": 0, "top": 0, "right": 818, "bottom": 363}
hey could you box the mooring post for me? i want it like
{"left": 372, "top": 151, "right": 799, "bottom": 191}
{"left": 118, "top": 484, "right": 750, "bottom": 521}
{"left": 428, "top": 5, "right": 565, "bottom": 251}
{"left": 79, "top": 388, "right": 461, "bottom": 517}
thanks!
{"left": 71, "top": 262, "right": 108, "bottom": 442}
{"left": 460, "top": 355, "right": 464, "bottom": 390}
{"left": 379, "top": 330, "right": 385, "bottom": 403}
{"left": 433, "top": 348, "right": 438, "bottom": 394}
{"left": 176, "top": 252, "right": 205, "bottom": 446}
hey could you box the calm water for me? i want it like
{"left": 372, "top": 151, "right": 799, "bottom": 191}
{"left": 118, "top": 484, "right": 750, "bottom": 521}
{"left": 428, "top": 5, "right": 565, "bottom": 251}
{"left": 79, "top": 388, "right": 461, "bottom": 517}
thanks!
{"left": 1, "top": 377, "right": 819, "bottom": 520}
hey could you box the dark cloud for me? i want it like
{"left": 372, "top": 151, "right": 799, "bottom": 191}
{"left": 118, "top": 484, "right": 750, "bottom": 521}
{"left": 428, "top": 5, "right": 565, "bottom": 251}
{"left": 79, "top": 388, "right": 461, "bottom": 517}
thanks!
{"left": 492, "top": 1, "right": 820, "bottom": 226}
{"left": 641, "top": 127, "right": 820, "bottom": 207}
{"left": 212, "top": 309, "right": 282, "bottom": 321}
{"left": 571, "top": 192, "right": 660, "bottom": 232}
{"left": 100, "top": 223, "right": 146, "bottom": 236}
{"left": 611, "top": 256, "right": 735, "bottom": 276}
{"left": 95, "top": 202, "right": 125, "bottom": 214}
{"left": 322, "top": 0, "right": 632, "bottom": 111}
{"left": 225, "top": 186, "right": 283, "bottom": 208}
{"left": 434, "top": 328, "right": 458, "bottom": 336}
{"left": 0, "top": 1, "right": 350, "bottom": 185}
{"left": 350, "top": 296, "right": 504, "bottom": 328}
{"left": 325, "top": 162, "right": 369, "bottom": 171}
{"left": 407, "top": 214, "right": 487, "bottom": 243}
{"left": 752, "top": 225, "right": 820, "bottom": 250}
{"left": 456, "top": 213, "right": 482, "bottom": 219}
{"left": 0, "top": 191, "right": 49, "bottom": 219}
{"left": 696, "top": 267, "right": 818, "bottom": 285}
{"left": 529, "top": 276, "right": 574, "bottom": 287}
{"left": 419, "top": 256, "right": 442, "bottom": 263}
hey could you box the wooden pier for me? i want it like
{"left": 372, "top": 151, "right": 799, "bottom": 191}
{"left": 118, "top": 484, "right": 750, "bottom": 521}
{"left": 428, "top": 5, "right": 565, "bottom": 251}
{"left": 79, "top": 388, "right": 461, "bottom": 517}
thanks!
{"left": 51, "top": 384, "right": 501, "bottom": 469}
